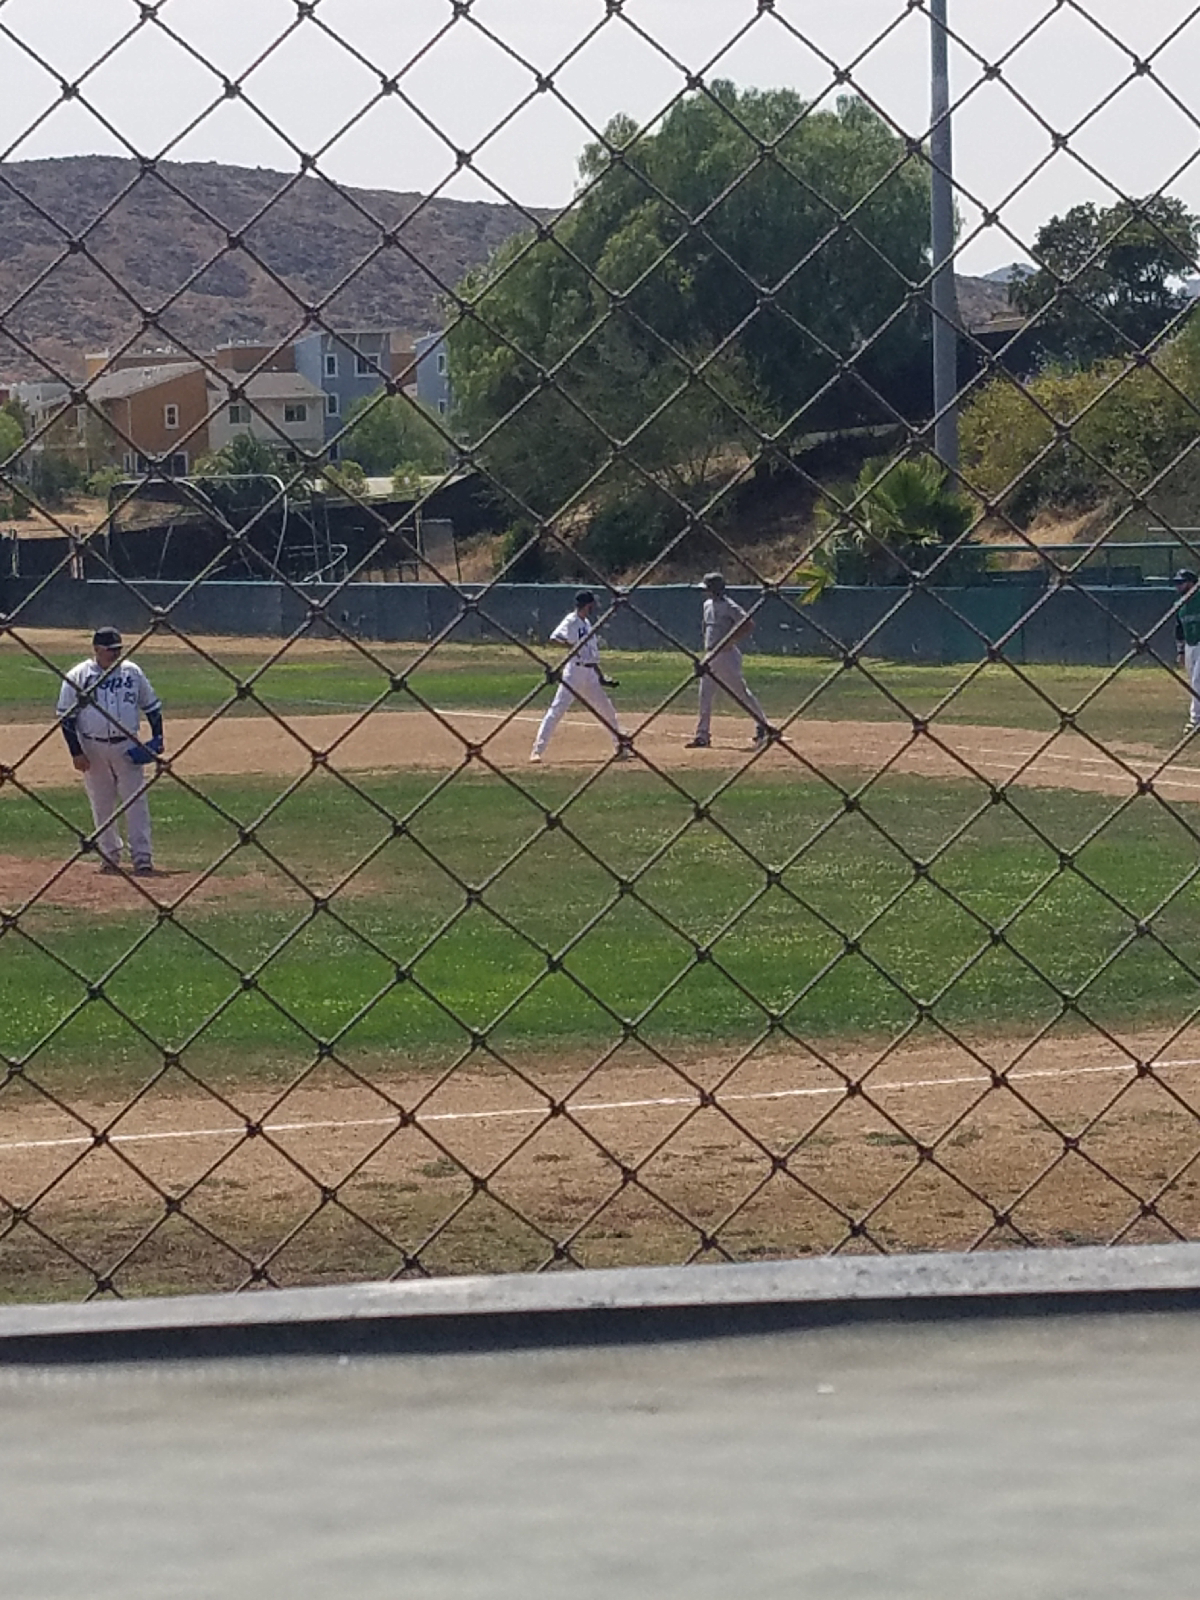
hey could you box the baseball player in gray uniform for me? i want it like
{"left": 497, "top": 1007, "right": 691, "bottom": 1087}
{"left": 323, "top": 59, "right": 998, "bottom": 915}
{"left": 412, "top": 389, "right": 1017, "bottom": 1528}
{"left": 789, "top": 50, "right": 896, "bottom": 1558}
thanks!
{"left": 56, "top": 626, "right": 164, "bottom": 875}
{"left": 686, "top": 572, "right": 772, "bottom": 748}
{"left": 531, "top": 591, "right": 629, "bottom": 762}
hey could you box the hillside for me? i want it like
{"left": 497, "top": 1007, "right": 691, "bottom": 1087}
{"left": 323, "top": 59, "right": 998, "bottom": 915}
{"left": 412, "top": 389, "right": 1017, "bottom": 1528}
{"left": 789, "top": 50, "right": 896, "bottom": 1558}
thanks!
{"left": 0, "top": 156, "right": 545, "bottom": 380}
{"left": 0, "top": 155, "right": 1014, "bottom": 383}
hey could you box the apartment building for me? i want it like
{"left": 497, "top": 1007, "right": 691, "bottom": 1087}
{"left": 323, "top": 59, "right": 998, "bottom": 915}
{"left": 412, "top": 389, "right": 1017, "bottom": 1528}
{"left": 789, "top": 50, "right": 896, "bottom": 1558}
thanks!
{"left": 85, "top": 362, "right": 211, "bottom": 475}
{"left": 293, "top": 329, "right": 395, "bottom": 450}
{"left": 206, "top": 371, "right": 326, "bottom": 459}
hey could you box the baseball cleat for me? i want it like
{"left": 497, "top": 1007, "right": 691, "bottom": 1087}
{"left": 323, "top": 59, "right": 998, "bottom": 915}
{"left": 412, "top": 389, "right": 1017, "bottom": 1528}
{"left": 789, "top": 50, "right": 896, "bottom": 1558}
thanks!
{"left": 133, "top": 864, "right": 156, "bottom": 877}
{"left": 685, "top": 735, "right": 710, "bottom": 748}
{"left": 752, "top": 724, "right": 775, "bottom": 747}
{"left": 98, "top": 860, "right": 121, "bottom": 874}
{"left": 529, "top": 752, "right": 542, "bottom": 763}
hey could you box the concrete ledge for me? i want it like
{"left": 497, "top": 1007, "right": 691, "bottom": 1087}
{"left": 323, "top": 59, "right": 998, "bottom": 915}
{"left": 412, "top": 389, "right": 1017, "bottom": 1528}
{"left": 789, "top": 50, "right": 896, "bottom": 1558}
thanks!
{"left": 4, "top": 1243, "right": 1200, "bottom": 1364}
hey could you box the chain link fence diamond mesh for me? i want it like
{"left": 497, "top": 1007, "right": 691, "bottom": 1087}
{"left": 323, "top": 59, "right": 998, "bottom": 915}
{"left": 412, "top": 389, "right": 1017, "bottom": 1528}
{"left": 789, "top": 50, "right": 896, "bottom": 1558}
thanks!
{"left": 6, "top": 2, "right": 1200, "bottom": 1301}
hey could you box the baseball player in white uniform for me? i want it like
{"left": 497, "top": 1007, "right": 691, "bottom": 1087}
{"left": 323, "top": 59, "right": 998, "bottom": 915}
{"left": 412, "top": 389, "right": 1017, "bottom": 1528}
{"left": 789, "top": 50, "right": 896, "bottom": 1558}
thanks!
{"left": 530, "top": 591, "right": 629, "bottom": 762}
{"left": 686, "top": 571, "right": 772, "bottom": 749}
{"left": 56, "top": 626, "right": 164, "bottom": 875}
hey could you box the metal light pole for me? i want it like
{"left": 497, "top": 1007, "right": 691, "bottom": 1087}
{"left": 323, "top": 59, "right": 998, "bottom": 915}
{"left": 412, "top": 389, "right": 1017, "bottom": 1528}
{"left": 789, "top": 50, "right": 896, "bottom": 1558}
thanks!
{"left": 930, "top": 0, "right": 960, "bottom": 473}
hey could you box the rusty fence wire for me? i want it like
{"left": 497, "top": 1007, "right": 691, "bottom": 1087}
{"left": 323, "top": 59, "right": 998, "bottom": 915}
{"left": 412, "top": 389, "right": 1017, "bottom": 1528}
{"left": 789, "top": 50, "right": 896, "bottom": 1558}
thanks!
{"left": 6, "top": 1, "right": 1200, "bottom": 1300}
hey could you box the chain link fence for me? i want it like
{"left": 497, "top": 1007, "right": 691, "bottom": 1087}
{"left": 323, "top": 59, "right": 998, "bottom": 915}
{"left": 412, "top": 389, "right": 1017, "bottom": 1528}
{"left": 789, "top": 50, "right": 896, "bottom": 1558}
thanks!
{"left": 5, "top": 1, "right": 1200, "bottom": 1301}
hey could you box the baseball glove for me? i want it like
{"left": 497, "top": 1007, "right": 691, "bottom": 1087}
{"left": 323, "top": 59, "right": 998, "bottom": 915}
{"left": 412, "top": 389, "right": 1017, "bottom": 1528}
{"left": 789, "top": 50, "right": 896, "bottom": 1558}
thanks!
{"left": 599, "top": 675, "right": 621, "bottom": 688}
{"left": 126, "top": 737, "right": 163, "bottom": 766}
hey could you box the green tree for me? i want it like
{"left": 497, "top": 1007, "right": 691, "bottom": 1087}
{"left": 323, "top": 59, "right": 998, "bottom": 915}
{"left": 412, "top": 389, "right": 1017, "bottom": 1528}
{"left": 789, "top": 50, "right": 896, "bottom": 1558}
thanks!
{"left": 820, "top": 455, "right": 974, "bottom": 585}
{"left": 1, "top": 398, "right": 29, "bottom": 439}
{"left": 0, "top": 410, "right": 24, "bottom": 516}
{"left": 0, "top": 409, "right": 23, "bottom": 469}
{"left": 449, "top": 85, "right": 932, "bottom": 553}
{"left": 86, "top": 465, "right": 127, "bottom": 501}
{"left": 26, "top": 451, "right": 84, "bottom": 509}
{"left": 322, "top": 459, "right": 368, "bottom": 497}
{"left": 961, "top": 353, "right": 1199, "bottom": 520}
{"left": 194, "top": 433, "right": 283, "bottom": 478}
{"left": 1013, "top": 196, "right": 1199, "bottom": 368}
{"left": 339, "top": 393, "right": 446, "bottom": 476}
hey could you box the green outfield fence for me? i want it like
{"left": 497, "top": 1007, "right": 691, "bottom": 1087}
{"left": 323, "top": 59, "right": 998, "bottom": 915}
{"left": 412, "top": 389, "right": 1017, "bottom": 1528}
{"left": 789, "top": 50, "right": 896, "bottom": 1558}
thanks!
{"left": 7, "top": 2, "right": 1200, "bottom": 1301}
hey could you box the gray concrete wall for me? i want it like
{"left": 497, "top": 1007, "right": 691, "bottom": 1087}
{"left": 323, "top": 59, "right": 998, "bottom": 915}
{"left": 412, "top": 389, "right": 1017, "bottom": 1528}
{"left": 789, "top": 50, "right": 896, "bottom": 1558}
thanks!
{"left": 0, "top": 576, "right": 1181, "bottom": 667}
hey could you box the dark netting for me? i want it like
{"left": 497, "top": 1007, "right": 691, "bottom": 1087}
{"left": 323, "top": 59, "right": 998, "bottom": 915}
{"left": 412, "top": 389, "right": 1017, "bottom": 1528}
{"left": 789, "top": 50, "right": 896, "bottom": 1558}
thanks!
{"left": 4, "top": 1, "right": 1200, "bottom": 1299}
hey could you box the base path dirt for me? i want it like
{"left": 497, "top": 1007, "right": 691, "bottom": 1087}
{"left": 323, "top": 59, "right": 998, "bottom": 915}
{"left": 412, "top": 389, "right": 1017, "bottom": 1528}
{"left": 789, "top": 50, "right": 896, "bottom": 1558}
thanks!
{"left": 3, "top": 1024, "right": 1200, "bottom": 1297}
{"left": 4, "top": 707, "right": 1198, "bottom": 799}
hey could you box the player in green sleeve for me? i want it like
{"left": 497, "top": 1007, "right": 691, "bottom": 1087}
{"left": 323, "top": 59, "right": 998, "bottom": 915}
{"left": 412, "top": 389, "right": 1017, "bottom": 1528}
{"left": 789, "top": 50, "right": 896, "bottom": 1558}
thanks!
{"left": 1174, "top": 570, "right": 1200, "bottom": 734}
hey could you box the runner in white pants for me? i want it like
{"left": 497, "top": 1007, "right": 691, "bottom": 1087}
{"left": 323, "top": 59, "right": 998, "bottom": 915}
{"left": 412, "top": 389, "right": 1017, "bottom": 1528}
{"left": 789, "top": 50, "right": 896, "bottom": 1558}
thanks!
{"left": 686, "top": 571, "right": 772, "bottom": 749}
{"left": 56, "top": 626, "right": 165, "bottom": 875}
{"left": 531, "top": 591, "right": 628, "bottom": 762}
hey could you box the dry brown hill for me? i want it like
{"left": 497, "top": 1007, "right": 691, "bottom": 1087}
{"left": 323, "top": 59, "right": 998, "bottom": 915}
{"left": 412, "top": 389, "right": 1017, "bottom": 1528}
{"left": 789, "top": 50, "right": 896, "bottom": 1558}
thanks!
{"left": 0, "top": 156, "right": 545, "bottom": 380}
{"left": 0, "top": 154, "right": 1015, "bottom": 384}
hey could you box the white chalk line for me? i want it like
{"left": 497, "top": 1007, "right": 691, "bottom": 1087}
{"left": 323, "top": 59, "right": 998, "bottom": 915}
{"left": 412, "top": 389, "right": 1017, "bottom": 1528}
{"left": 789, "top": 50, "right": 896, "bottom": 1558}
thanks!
{"left": 4, "top": 1056, "right": 1200, "bottom": 1157}
{"left": 439, "top": 712, "right": 1200, "bottom": 789}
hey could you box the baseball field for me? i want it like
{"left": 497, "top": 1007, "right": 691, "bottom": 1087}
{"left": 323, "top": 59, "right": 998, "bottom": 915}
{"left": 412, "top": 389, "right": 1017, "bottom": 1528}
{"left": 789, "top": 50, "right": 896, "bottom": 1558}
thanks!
{"left": 4, "top": 628, "right": 1200, "bottom": 1302}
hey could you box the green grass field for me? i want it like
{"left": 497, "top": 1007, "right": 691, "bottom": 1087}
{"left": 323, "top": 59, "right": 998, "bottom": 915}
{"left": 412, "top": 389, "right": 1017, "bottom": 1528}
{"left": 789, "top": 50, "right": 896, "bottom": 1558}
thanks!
{"left": 0, "top": 636, "right": 1192, "bottom": 747}
{"left": 5, "top": 767, "right": 1200, "bottom": 1094}
{"left": 7, "top": 641, "right": 1200, "bottom": 1299}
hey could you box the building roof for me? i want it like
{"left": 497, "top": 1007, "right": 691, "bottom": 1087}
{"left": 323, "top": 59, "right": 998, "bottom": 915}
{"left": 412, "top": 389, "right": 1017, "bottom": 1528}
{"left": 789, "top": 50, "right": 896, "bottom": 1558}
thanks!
{"left": 294, "top": 328, "right": 396, "bottom": 345}
{"left": 209, "top": 371, "right": 326, "bottom": 402}
{"left": 87, "top": 362, "right": 203, "bottom": 401}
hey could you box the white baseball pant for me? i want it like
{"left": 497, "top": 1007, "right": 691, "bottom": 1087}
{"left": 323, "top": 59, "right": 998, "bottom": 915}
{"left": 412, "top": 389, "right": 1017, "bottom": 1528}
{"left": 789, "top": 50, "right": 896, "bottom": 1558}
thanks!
{"left": 79, "top": 736, "right": 153, "bottom": 868}
{"left": 532, "top": 668, "right": 622, "bottom": 756}
{"left": 1187, "top": 644, "right": 1200, "bottom": 730}
{"left": 695, "top": 649, "right": 768, "bottom": 739}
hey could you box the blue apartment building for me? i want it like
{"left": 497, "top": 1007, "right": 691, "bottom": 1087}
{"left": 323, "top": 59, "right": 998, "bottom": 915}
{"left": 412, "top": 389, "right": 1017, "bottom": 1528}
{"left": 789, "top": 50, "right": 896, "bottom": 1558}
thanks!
{"left": 293, "top": 329, "right": 393, "bottom": 455}
{"left": 415, "top": 332, "right": 452, "bottom": 419}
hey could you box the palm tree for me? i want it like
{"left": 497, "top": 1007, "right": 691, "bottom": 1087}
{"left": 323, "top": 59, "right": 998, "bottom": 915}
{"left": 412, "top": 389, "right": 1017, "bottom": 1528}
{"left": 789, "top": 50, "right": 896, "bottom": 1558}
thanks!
{"left": 823, "top": 455, "right": 974, "bottom": 585}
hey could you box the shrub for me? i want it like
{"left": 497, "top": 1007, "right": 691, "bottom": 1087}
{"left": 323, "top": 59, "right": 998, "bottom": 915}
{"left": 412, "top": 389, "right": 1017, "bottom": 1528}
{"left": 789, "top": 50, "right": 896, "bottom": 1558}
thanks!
{"left": 26, "top": 451, "right": 85, "bottom": 508}
{"left": 86, "top": 466, "right": 126, "bottom": 501}
{"left": 495, "top": 523, "right": 549, "bottom": 581}
{"left": 323, "top": 460, "right": 367, "bottom": 497}
{"left": 961, "top": 355, "right": 1200, "bottom": 521}
{"left": 578, "top": 486, "right": 685, "bottom": 576}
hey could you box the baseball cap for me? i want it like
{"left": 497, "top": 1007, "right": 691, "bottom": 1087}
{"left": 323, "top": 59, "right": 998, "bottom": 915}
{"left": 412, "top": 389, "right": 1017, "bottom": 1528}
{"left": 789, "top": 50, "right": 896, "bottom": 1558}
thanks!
{"left": 574, "top": 590, "right": 596, "bottom": 608}
{"left": 92, "top": 626, "right": 122, "bottom": 649}
{"left": 1175, "top": 569, "right": 1198, "bottom": 586}
{"left": 702, "top": 571, "right": 726, "bottom": 593}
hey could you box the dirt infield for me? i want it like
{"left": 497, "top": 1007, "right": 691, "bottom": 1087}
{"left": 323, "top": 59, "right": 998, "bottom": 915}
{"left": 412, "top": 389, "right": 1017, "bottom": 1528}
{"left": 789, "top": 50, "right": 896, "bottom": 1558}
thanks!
{"left": 4, "top": 705, "right": 1197, "bottom": 799}
{"left": 4, "top": 1024, "right": 1200, "bottom": 1298}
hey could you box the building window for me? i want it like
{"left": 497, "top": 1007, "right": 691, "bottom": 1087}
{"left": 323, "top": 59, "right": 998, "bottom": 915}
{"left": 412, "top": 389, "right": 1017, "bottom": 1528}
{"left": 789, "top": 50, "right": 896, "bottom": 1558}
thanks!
{"left": 163, "top": 403, "right": 179, "bottom": 429}
{"left": 436, "top": 350, "right": 447, "bottom": 376}
{"left": 437, "top": 398, "right": 448, "bottom": 415}
{"left": 228, "top": 403, "right": 248, "bottom": 424}
{"left": 169, "top": 452, "right": 189, "bottom": 476}
{"left": 355, "top": 351, "right": 373, "bottom": 377}
{"left": 324, "top": 353, "right": 338, "bottom": 379}
{"left": 284, "top": 403, "right": 308, "bottom": 423}
{"left": 325, "top": 392, "right": 339, "bottom": 417}
{"left": 122, "top": 451, "right": 135, "bottom": 473}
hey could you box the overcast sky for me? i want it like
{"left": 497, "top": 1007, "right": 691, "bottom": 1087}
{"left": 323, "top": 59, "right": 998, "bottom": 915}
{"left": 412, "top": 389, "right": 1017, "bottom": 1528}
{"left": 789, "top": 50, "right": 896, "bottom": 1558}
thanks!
{"left": 1, "top": 0, "right": 1199, "bottom": 274}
